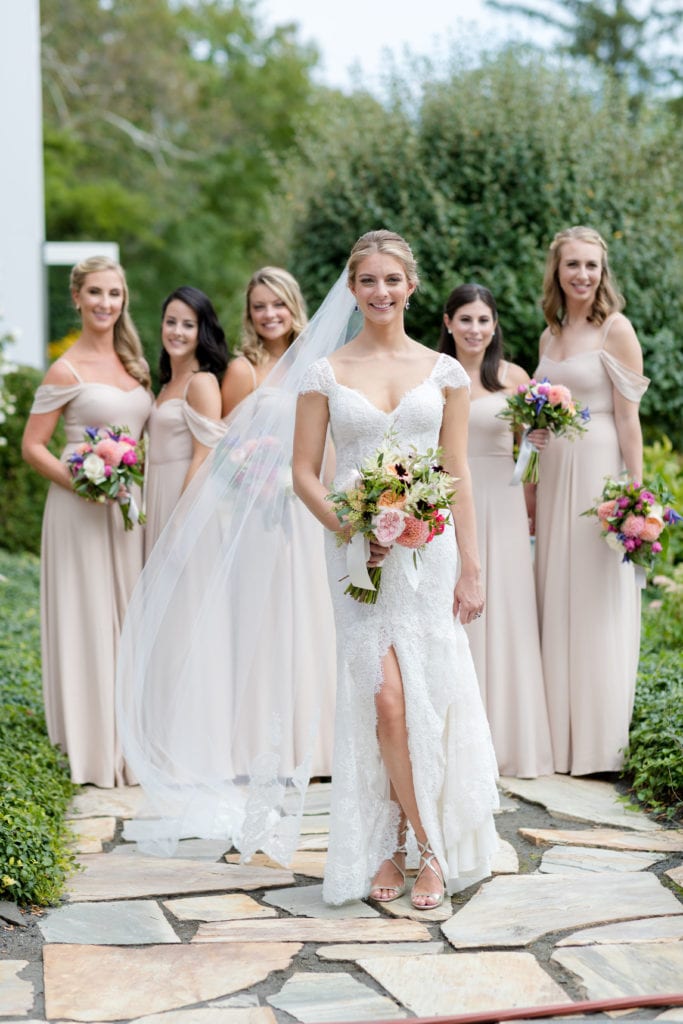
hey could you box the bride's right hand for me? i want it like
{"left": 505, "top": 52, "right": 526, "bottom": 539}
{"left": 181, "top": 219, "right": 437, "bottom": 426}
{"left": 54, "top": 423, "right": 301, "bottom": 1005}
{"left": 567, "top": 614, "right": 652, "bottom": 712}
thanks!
{"left": 368, "top": 539, "right": 391, "bottom": 567}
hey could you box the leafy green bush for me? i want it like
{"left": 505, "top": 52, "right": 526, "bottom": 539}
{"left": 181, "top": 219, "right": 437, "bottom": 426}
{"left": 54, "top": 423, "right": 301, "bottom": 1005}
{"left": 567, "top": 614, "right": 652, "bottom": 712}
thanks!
{"left": 642, "top": 437, "right": 683, "bottom": 569}
{"left": 0, "top": 550, "right": 77, "bottom": 905}
{"left": 622, "top": 572, "right": 683, "bottom": 820}
{"left": 0, "top": 366, "right": 65, "bottom": 556}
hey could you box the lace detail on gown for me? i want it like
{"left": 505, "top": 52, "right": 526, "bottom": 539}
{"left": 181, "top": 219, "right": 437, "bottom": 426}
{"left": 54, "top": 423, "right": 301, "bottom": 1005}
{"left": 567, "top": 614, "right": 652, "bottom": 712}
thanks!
{"left": 300, "top": 352, "right": 499, "bottom": 905}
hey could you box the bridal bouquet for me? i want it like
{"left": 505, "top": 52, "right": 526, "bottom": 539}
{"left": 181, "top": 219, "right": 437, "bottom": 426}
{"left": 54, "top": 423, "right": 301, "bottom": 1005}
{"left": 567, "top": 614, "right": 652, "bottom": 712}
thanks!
{"left": 67, "top": 425, "right": 146, "bottom": 530}
{"left": 498, "top": 377, "right": 590, "bottom": 484}
{"left": 582, "top": 476, "right": 682, "bottom": 574}
{"left": 327, "top": 436, "right": 457, "bottom": 603}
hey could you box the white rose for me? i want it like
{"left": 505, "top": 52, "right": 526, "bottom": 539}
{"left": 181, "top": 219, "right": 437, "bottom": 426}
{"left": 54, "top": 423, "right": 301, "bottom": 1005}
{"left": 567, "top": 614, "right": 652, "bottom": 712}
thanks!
{"left": 82, "top": 453, "right": 107, "bottom": 484}
{"left": 604, "top": 530, "right": 624, "bottom": 554}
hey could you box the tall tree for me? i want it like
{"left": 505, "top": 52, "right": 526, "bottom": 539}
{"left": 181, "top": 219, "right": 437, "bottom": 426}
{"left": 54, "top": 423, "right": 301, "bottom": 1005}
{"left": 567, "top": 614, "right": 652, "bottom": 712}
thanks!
{"left": 486, "top": 0, "right": 682, "bottom": 98}
{"left": 40, "top": 0, "right": 323, "bottom": 363}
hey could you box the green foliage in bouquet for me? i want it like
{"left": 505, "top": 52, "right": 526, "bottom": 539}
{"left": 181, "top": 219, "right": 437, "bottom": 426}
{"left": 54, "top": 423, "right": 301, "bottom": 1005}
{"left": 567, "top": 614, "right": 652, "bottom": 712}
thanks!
{"left": 0, "top": 551, "right": 77, "bottom": 904}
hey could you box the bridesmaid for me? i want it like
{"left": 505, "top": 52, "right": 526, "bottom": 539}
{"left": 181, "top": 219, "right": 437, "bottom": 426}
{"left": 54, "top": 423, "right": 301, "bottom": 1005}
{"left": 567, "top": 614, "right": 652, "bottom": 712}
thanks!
{"left": 439, "top": 283, "right": 554, "bottom": 778}
{"left": 533, "top": 226, "right": 649, "bottom": 775}
{"left": 144, "top": 286, "right": 228, "bottom": 557}
{"left": 222, "top": 265, "right": 335, "bottom": 778}
{"left": 22, "top": 256, "right": 153, "bottom": 787}
{"left": 221, "top": 266, "right": 307, "bottom": 415}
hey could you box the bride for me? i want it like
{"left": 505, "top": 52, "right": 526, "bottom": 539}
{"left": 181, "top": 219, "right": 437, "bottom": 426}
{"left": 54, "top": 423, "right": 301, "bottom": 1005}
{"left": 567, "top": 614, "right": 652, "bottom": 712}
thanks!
{"left": 293, "top": 230, "right": 499, "bottom": 907}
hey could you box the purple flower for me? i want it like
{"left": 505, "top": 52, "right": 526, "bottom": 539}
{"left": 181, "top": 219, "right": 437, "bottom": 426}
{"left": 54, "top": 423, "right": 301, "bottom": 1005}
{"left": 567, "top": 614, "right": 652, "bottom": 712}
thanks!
{"left": 664, "top": 507, "right": 683, "bottom": 525}
{"left": 580, "top": 407, "right": 591, "bottom": 422}
{"left": 85, "top": 426, "right": 100, "bottom": 442}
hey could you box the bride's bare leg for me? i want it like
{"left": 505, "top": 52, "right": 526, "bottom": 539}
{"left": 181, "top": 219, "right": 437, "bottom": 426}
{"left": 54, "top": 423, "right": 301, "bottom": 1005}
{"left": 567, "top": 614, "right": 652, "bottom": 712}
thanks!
{"left": 373, "top": 646, "right": 444, "bottom": 908}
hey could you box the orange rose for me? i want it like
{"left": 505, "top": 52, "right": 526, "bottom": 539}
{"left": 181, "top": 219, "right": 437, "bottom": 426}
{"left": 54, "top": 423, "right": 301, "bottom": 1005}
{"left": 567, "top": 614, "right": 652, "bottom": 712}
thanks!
{"left": 377, "top": 489, "right": 407, "bottom": 509}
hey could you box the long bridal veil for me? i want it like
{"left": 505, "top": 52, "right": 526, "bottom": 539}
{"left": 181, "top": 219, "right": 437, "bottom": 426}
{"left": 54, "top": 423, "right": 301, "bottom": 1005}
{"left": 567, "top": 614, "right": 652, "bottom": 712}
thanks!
{"left": 116, "top": 269, "right": 358, "bottom": 861}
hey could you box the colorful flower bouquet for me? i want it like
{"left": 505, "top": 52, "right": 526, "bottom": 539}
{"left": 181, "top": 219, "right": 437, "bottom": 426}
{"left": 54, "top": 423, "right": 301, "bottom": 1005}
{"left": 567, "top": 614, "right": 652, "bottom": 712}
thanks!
{"left": 327, "top": 436, "right": 457, "bottom": 603}
{"left": 67, "top": 425, "right": 146, "bottom": 530}
{"left": 582, "top": 476, "right": 682, "bottom": 574}
{"left": 498, "top": 377, "right": 590, "bottom": 484}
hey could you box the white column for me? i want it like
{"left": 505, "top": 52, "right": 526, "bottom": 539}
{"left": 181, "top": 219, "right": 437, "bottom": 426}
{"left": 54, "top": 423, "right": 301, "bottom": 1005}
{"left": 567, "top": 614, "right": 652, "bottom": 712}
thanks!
{"left": 0, "top": 0, "right": 46, "bottom": 369}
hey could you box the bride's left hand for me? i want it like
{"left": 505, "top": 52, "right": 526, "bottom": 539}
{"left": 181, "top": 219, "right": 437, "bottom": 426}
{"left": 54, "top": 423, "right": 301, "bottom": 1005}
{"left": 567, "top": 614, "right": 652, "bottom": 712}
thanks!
{"left": 453, "top": 574, "right": 485, "bottom": 625}
{"left": 368, "top": 539, "right": 392, "bottom": 567}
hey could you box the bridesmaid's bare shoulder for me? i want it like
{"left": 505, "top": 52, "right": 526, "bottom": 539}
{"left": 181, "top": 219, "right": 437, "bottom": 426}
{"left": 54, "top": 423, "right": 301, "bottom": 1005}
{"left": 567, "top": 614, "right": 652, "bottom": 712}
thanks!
{"left": 603, "top": 312, "right": 643, "bottom": 374}
{"left": 504, "top": 362, "right": 530, "bottom": 390}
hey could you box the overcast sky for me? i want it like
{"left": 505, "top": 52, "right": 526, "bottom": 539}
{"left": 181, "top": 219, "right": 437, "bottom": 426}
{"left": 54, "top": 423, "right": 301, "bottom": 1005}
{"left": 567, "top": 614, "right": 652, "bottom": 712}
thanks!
{"left": 260, "top": 0, "right": 555, "bottom": 91}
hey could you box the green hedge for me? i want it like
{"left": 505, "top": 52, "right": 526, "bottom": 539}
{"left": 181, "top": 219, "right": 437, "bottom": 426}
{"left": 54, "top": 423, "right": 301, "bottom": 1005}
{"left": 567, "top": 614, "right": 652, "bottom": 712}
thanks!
{"left": 0, "top": 550, "right": 76, "bottom": 905}
{"left": 0, "top": 365, "right": 65, "bottom": 556}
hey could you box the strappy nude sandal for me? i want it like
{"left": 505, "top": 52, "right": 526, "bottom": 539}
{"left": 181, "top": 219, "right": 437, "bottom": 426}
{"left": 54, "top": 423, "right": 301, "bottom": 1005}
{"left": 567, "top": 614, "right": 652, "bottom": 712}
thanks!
{"left": 411, "top": 839, "right": 445, "bottom": 909}
{"left": 368, "top": 825, "right": 408, "bottom": 903}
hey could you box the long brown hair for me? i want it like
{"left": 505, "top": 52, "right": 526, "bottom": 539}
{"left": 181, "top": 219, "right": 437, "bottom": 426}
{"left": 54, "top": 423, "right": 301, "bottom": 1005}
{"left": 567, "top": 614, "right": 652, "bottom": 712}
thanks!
{"left": 542, "top": 226, "right": 624, "bottom": 333}
{"left": 438, "top": 283, "right": 504, "bottom": 393}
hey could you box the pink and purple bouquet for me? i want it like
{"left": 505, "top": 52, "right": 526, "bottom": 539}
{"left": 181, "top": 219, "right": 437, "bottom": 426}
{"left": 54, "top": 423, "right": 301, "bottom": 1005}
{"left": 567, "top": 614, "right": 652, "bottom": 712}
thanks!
{"left": 327, "top": 436, "right": 456, "bottom": 603}
{"left": 582, "top": 476, "right": 682, "bottom": 574}
{"left": 498, "top": 377, "right": 590, "bottom": 484}
{"left": 67, "top": 425, "right": 146, "bottom": 530}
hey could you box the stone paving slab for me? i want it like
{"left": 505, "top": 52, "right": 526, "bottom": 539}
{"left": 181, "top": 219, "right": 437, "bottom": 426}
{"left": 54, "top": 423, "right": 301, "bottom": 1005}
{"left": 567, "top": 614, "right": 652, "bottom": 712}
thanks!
{"left": 130, "top": 1010, "right": 277, "bottom": 1024}
{"left": 0, "top": 961, "right": 33, "bottom": 1017}
{"left": 557, "top": 916, "right": 683, "bottom": 946}
{"left": 552, "top": 942, "right": 683, "bottom": 999}
{"left": 38, "top": 899, "right": 180, "bottom": 945}
{"left": 501, "top": 775, "right": 660, "bottom": 830}
{"left": 68, "top": 785, "right": 146, "bottom": 820}
{"left": 263, "top": 883, "right": 379, "bottom": 919}
{"left": 192, "top": 917, "right": 432, "bottom": 943}
{"left": 226, "top": 851, "right": 325, "bottom": 879}
{"left": 267, "top": 971, "right": 406, "bottom": 1022}
{"left": 520, "top": 827, "right": 683, "bottom": 852}
{"left": 316, "top": 941, "right": 445, "bottom": 961}
{"left": 539, "top": 845, "right": 665, "bottom": 874}
{"left": 68, "top": 817, "right": 117, "bottom": 853}
{"left": 358, "top": 951, "right": 573, "bottom": 1017}
{"left": 163, "top": 895, "right": 278, "bottom": 923}
{"left": 441, "top": 872, "right": 683, "bottom": 947}
{"left": 113, "top": 838, "right": 232, "bottom": 861}
{"left": 667, "top": 865, "right": 683, "bottom": 888}
{"left": 378, "top": 891, "right": 453, "bottom": 923}
{"left": 66, "top": 854, "right": 295, "bottom": 901}
{"left": 43, "top": 942, "right": 301, "bottom": 1022}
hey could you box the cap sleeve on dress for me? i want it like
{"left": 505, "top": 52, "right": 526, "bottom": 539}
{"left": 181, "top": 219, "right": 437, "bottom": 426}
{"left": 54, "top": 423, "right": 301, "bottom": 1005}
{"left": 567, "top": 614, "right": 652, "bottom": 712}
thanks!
{"left": 183, "top": 404, "right": 228, "bottom": 448}
{"left": 433, "top": 353, "right": 471, "bottom": 392}
{"left": 298, "top": 358, "right": 333, "bottom": 398}
{"left": 30, "top": 383, "right": 83, "bottom": 414}
{"left": 600, "top": 350, "right": 650, "bottom": 402}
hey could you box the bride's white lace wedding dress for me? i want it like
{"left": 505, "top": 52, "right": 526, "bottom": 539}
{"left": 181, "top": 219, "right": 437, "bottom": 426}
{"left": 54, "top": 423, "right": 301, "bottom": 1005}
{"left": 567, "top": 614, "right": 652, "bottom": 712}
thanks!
{"left": 300, "top": 352, "right": 500, "bottom": 905}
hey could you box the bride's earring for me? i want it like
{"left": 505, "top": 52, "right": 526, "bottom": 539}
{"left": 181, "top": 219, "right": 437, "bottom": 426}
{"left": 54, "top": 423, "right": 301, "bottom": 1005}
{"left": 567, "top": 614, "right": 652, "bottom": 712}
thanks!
{"left": 405, "top": 299, "right": 410, "bottom": 310}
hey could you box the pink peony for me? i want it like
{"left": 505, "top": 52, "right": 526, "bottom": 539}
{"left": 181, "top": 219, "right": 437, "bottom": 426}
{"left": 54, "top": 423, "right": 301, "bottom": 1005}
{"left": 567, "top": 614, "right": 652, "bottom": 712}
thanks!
{"left": 651, "top": 541, "right": 663, "bottom": 553}
{"left": 373, "top": 508, "right": 406, "bottom": 546}
{"left": 536, "top": 383, "right": 551, "bottom": 396}
{"left": 547, "top": 384, "right": 572, "bottom": 408}
{"left": 396, "top": 515, "right": 431, "bottom": 549}
{"left": 597, "top": 499, "right": 617, "bottom": 522}
{"left": 104, "top": 465, "right": 112, "bottom": 478}
{"left": 121, "top": 448, "right": 138, "bottom": 466}
{"left": 76, "top": 442, "right": 92, "bottom": 455}
{"left": 119, "top": 434, "right": 138, "bottom": 446}
{"left": 95, "top": 438, "right": 126, "bottom": 466}
{"left": 621, "top": 514, "right": 645, "bottom": 538}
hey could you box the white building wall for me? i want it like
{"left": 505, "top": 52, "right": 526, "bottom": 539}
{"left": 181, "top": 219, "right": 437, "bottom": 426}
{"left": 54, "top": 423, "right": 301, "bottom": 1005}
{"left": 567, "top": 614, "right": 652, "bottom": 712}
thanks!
{"left": 0, "top": 0, "right": 46, "bottom": 369}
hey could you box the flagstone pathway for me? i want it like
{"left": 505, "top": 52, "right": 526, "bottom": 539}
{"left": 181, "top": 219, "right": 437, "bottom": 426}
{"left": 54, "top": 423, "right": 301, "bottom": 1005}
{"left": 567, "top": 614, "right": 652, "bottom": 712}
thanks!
{"left": 1, "top": 775, "right": 682, "bottom": 1023}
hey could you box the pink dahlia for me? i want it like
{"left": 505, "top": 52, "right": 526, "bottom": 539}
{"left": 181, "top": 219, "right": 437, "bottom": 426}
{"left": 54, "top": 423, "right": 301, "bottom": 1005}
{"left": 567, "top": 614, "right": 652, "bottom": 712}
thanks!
{"left": 621, "top": 514, "right": 645, "bottom": 538}
{"left": 597, "top": 499, "right": 617, "bottom": 522}
{"left": 547, "top": 384, "right": 572, "bottom": 408}
{"left": 396, "top": 516, "right": 431, "bottom": 549}
{"left": 95, "top": 438, "right": 126, "bottom": 466}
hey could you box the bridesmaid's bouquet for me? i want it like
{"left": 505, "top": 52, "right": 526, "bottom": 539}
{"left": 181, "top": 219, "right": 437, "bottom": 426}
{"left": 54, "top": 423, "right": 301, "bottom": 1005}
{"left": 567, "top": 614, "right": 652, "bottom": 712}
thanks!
{"left": 582, "top": 476, "right": 682, "bottom": 574}
{"left": 498, "top": 377, "right": 590, "bottom": 484}
{"left": 327, "top": 435, "right": 456, "bottom": 603}
{"left": 67, "top": 425, "right": 146, "bottom": 530}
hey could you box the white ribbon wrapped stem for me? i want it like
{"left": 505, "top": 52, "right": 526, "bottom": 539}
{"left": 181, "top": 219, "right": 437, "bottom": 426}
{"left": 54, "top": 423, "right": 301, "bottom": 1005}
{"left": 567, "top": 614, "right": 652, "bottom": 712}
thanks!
{"left": 510, "top": 428, "right": 536, "bottom": 486}
{"left": 347, "top": 532, "right": 376, "bottom": 590}
{"left": 119, "top": 491, "right": 140, "bottom": 525}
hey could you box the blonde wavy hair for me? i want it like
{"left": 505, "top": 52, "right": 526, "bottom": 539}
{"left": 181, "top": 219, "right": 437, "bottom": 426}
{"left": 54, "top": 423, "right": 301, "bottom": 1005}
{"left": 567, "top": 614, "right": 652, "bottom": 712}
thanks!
{"left": 542, "top": 226, "right": 624, "bottom": 332}
{"left": 70, "top": 256, "right": 151, "bottom": 389}
{"left": 347, "top": 229, "right": 420, "bottom": 290}
{"left": 239, "top": 267, "right": 307, "bottom": 366}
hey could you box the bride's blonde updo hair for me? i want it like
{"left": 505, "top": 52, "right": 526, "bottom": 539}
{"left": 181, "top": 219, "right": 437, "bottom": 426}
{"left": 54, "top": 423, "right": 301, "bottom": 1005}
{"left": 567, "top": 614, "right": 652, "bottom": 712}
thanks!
{"left": 347, "top": 229, "right": 420, "bottom": 290}
{"left": 542, "top": 225, "right": 624, "bottom": 332}
{"left": 239, "top": 266, "right": 307, "bottom": 367}
{"left": 70, "top": 256, "right": 151, "bottom": 388}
